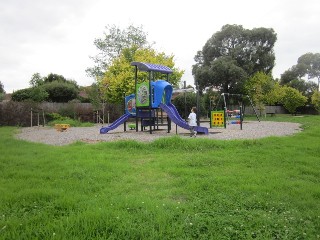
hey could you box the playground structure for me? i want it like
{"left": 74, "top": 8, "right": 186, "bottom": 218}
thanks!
{"left": 211, "top": 93, "right": 260, "bottom": 130}
{"left": 100, "top": 62, "right": 208, "bottom": 135}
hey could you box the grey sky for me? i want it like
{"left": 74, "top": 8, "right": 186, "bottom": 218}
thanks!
{"left": 1, "top": 0, "right": 319, "bottom": 92}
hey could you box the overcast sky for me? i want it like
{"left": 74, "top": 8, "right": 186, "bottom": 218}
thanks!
{"left": 1, "top": 0, "right": 319, "bottom": 93}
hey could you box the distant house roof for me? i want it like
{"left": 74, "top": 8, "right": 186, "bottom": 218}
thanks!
{"left": 131, "top": 62, "right": 173, "bottom": 74}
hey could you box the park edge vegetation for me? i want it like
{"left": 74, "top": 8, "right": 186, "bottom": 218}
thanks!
{"left": 1, "top": 24, "right": 319, "bottom": 117}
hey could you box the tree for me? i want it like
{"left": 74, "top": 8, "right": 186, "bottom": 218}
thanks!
{"left": 265, "top": 82, "right": 284, "bottom": 105}
{"left": 29, "top": 87, "right": 48, "bottom": 102}
{"left": 280, "top": 67, "right": 300, "bottom": 85}
{"left": 287, "top": 79, "right": 317, "bottom": 102}
{"left": 311, "top": 90, "right": 320, "bottom": 114}
{"left": 82, "top": 83, "right": 103, "bottom": 110}
{"left": 281, "top": 53, "right": 320, "bottom": 90}
{"left": 279, "top": 86, "right": 307, "bottom": 114}
{"left": 0, "top": 81, "right": 5, "bottom": 93}
{"left": 100, "top": 47, "right": 184, "bottom": 103}
{"left": 244, "top": 72, "right": 276, "bottom": 112}
{"left": 193, "top": 24, "right": 277, "bottom": 92}
{"left": 13, "top": 73, "right": 79, "bottom": 102}
{"left": 86, "top": 24, "right": 151, "bottom": 78}
{"left": 44, "top": 73, "right": 66, "bottom": 82}
{"left": 0, "top": 81, "right": 5, "bottom": 101}
{"left": 172, "top": 92, "right": 198, "bottom": 119}
{"left": 43, "top": 81, "right": 78, "bottom": 102}
{"left": 29, "top": 73, "right": 44, "bottom": 87}
{"left": 206, "top": 56, "right": 247, "bottom": 93}
{"left": 297, "top": 53, "right": 320, "bottom": 90}
{"left": 11, "top": 87, "right": 48, "bottom": 102}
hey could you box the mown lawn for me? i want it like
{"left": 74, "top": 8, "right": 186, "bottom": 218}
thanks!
{"left": 0, "top": 115, "right": 319, "bottom": 239}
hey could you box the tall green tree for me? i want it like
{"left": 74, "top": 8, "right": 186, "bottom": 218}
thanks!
{"left": 0, "top": 81, "right": 5, "bottom": 101}
{"left": 279, "top": 86, "right": 307, "bottom": 114}
{"left": 193, "top": 24, "right": 277, "bottom": 92}
{"left": 281, "top": 53, "right": 320, "bottom": 90}
{"left": 43, "top": 81, "right": 78, "bottom": 103}
{"left": 207, "top": 56, "right": 247, "bottom": 93}
{"left": 244, "top": 72, "right": 276, "bottom": 111}
{"left": 0, "top": 81, "right": 5, "bottom": 94}
{"left": 11, "top": 87, "right": 48, "bottom": 102}
{"left": 81, "top": 83, "right": 103, "bottom": 110}
{"left": 100, "top": 47, "right": 184, "bottom": 103}
{"left": 29, "top": 73, "right": 44, "bottom": 87}
{"left": 311, "top": 90, "right": 320, "bottom": 114}
{"left": 297, "top": 53, "right": 320, "bottom": 90}
{"left": 86, "top": 24, "right": 151, "bottom": 78}
{"left": 13, "top": 73, "right": 79, "bottom": 102}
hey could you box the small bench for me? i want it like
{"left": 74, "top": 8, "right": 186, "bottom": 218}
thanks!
{"left": 266, "top": 112, "right": 275, "bottom": 117}
{"left": 54, "top": 124, "right": 70, "bottom": 132}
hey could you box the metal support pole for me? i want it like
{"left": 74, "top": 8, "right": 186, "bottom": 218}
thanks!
{"left": 184, "top": 81, "right": 187, "bottom": 120}
{"left": 222, "top": 93, "right": 227, "bottom": 111}
{"left": 149, "top": 71, "right": 152, "bottom": 134}
{"left": 240, "top": 105, "right": 243, "bottom": 130}
{"left": 134, "top": 65, "right": 139, "bottom": 132}
{"left": 247, "top": 95, "right": 260, "bottom": 122}
{"left": 30, "top": 108, "right": 33, "bottom": 127}
{"left": 224, "top": 107, "right": 227, "bottom": 129}
{"left": 102, "top": 100, "right": 105, "bottom": 124}
{"left": 42, "top": 109, "right": 45, "bottom": 126}
{"left": 196, "top": 83, "right": 200, "bottom": 126}
{"left": 123, "top": 92, "right": 126, "bottom": 132}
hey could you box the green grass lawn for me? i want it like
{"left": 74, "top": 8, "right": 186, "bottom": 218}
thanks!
{"left": 0, "top": 115, "right": 320, "bottom": 239}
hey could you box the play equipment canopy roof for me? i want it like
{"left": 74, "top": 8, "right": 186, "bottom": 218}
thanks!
{"left": 131, "top": 62, "right": 173, "bottom": 74}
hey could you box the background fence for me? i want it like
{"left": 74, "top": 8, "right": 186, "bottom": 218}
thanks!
{"left": 0, "top": 100, "right": 317, "bottom": 127}
{"left": 0, "top": 101, "right": 122, "bottom": 127}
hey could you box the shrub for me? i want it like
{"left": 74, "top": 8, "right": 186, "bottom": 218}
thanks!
{"left": 43, "top": 81, "right": 78, "bottom": 102}
{"left": 47, "top": 118, "right": 94, "bottom": 127}
{"left": 311, "top": 90, "right": 320, "bottom": 114}
{"left": 45, "top": 113, "right": 68, "bottom": 122}
{"left": 0, "top": 92, "right": 4, "bottom": 102}
{"left": 11, "top": 87, "right": 48, "bottom": 102}
{"left": 279, "top": 86, "right": 307, "bottom": 114}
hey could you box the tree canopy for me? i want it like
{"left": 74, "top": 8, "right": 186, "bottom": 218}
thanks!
{"left": 0, "top": 81, "right": 5, "bottom": 94}
{"left": 244, "top": 72, "right": 276, "bottom": 108}
{"left": 0, "top": 81, "right": 5, "bottom": 101}
{"left": 311, "top": 90, "right": 320, "bottom": 114}
{"left": 87, "top": 24, "right": 184, "bottom": 103}
{"left": 99, "top": 47, "right": 184, "bottom": 103}
{"left": 86, "top": 24, "right": 151, "bottom": 78}
{"left": 11, "top": 87, "right": 48, "bottom": 102}
{"left": 279, "top": 86, "right": 307, "bottom": 114}
{"left": 193, "top": 24, "right": 277, "bottom": 93}
{"left": 281, "top": 53, "right": 320, "bottom": 91}
{"left": 12, "top": 73, "right": 79, "bottom": 102}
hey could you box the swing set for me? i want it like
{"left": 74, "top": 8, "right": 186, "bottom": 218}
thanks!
{"left": 210, "top": 93, "right": 260, "bottom": 130}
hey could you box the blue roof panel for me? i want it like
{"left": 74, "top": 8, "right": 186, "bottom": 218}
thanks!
{"left": 131, "top": 62, "right": 173, "bottom": 74}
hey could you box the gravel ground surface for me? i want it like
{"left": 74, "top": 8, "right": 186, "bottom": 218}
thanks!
{"left": 15, "top": 121, "right": 302, "bottom": 146}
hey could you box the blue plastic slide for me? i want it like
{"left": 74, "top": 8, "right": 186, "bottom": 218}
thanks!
{"left": 159, "top": 103, "right": 208, "bottom": 134}
{"left": 100, "top": 113, "right": 132, "bottom": 134}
